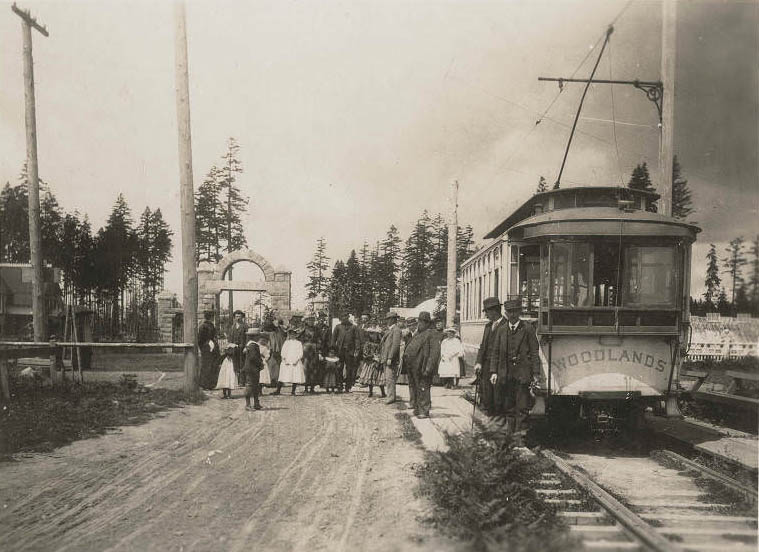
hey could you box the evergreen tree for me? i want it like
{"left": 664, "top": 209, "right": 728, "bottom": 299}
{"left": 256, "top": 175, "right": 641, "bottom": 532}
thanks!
{"left": 671, "top": 156, "right": 693, "bottom": 220}
{"left": 456, "top": 225, "right": 476, "bottom": 266}
{"left": 748, "top": 235, "right": 759, "bottom": 314}
{"left": 219, "top": 137, "right": 249, "bottom": 253}
{"left": 328, "top": 260, "right": 348, "bottom": 315}
{"left": 358, "top": 241, "right": 373, "bottom": 316}
{"left": 0, "top": 182, "right": 30, "bottom": 262}
{"left": 402, "top": 211, "right": 434, "bottom": 306}
{"left": 306, "top": 237, "right": 330, "bottom": 299}
{"left": 40, "top": 189, "right": 64, "bottom": 266}
{"left": 344, "top": 250, "right": 362, "bottom": 316}
{"left": 428, "top": 213, "right": 448, "bottom": 299}
{"left": 194, "top": 165, "right": 224, "bottom": 263}
{"left": 703, "top": 244, "right": 721, "bottom": 310}
{"left": 717, "top": 289, "right": 730, "bottom": 315}
{"left": 627, "top": 162, "right": 654, "bottom": 191}
{"left": 723, "top": 237, "right": 747, "bottom": 307}
{"left": 535, "top": 176, "right": 548, "bottom": 194}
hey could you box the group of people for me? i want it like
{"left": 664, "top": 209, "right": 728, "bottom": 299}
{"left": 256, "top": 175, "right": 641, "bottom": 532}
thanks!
{"left": 473, "top": 296, "right": 542, "bottom": 433}
{"left": 195, "top": 306, "right": 470, "bottom": 418}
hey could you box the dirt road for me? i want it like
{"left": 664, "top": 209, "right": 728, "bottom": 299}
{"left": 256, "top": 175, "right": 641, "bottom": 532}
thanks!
{"left": 0, "top": 388, "right": 457, "bottom": 551}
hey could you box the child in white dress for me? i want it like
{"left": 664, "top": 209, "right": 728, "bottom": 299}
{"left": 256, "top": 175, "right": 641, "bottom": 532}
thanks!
{"left": 279, "top": 329, "right": 306, "bottom": 395}
{"left": 215, "top": 343, "right": 239, "bottom": 398}
{"left": 438, "top": 328, "right": 464, "bottom": 388}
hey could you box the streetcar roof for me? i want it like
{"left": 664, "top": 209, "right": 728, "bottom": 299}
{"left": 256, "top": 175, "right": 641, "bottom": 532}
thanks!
{"left": 508, "top": 206, "right": 701, "bottom": 239}
{"left": 483, "top": 186, "right": 661, "bottom": 239}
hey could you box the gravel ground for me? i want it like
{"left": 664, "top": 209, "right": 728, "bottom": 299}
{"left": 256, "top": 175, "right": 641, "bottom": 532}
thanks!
{"left": 0, "top": 386, "right": 459, "bottom": 552}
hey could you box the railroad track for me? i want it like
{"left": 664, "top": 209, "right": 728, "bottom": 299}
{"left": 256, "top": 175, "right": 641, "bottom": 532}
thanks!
{"left": 538, "top": 449, "right": 758, "bottom": 552}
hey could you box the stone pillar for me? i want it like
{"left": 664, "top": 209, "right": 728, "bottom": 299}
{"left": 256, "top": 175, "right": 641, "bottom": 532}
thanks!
{"left": 157, "top": 291, "right": 179, "bottom": 343}
{"left": 271, "top": 270, "right": 291, "bottom": 313}
{"left": 197, "top": 262, "right": 216, "bottom": 325}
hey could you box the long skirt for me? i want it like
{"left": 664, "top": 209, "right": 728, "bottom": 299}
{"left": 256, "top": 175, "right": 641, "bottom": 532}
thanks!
{"left": 323, "top": 358, "right": 339, "bottom": 388}
{"left": 259, "top": 362, "right": 272, "bottom": 385}
{"left": 200, "top": 349, "right": 219, "bottom": 389}
{"left": 215, "top": 359, "right": 238, "bottom": 390}
{"left": 279, "top": 360, "right": 306, "bottom": 384}
{"left": 266, "top": 356, "right": 279, "bottom": 385}
{"left": 303, "top": 344, "right": 322, "bottom": 387}
{"left": 357, "top": 360, "right": 385, "bottom": 386}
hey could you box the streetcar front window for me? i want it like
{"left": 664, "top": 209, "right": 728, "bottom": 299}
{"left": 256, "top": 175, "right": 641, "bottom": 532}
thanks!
{"left": 547, "top": 241, "right": 678, "bottom": 309}
{"left": 623, "top": 246, "right": 676, "bottom": 307}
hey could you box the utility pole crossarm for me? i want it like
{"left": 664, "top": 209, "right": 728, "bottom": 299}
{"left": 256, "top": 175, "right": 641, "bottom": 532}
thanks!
{"left": 538, "top": 77, "right": 663, "bottom": 121}
{"left": 11, "top": 3, "right": 49, "bottom": 36}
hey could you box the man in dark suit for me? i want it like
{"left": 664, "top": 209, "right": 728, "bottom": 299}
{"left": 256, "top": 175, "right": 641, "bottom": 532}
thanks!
{"left": 402, "top": 311, "right": 441, "bottom": 418}
{"left": 490, "top": 298, "right": 541, "bottom": 434}
{"left": 331, "top": 313, "right": 361, "bottom": 392}
{"left": 474, "top": 296, "right": 504, "bottom": 415}
{"left": 380, "top": 312, "right": 402, "bottom": 404}
{"left": 229, "top": 310, "right": 249, "bottom": 385}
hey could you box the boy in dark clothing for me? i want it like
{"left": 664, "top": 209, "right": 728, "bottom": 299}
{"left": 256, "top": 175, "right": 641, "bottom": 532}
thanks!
{"left": 243, "top": 327, "right": 265, "bottom": 411}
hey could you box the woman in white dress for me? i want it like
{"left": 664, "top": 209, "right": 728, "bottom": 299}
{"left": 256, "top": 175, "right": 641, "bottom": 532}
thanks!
{"left": 438, "top": 327, "right": 464, "bottom": 389}
{"left": 215, "top": 343, "right": 239, "bottom": 398}
{"left": 279, "top": 329, "right": 306, "bottom": 395}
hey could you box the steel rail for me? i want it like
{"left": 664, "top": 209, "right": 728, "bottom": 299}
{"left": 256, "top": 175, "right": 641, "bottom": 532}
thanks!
{"left": 659, "top": 450, "right": 757, "bottom": 505}
{"left": 541, "top": 449, "right": 683, "bottom": 552}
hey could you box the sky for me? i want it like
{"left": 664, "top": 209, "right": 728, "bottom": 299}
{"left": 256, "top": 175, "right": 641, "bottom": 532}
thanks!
{"left": 0, "top": 0, "right": 756, "bottom": 309}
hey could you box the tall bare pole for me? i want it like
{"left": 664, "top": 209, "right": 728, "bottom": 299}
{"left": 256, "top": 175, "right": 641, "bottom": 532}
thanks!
{"left": 446, "top": 180, "right": 458, "bottom": 327}
{"left": 659, "top": 0, "right": 677, "bottom": 217}
{"left": 174, "top": 1, "right": 199, "bottom": 394}
{"left": 12, "top": 3, "right": 48, "bottom": 342}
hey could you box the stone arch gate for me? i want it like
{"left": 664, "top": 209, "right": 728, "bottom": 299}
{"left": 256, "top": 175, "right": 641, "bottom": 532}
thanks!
{"left": 157, "top": 249, "right": 291, "bottom": 342}
{"left": 197, "top": 249, "right": 292, "bottom": 320}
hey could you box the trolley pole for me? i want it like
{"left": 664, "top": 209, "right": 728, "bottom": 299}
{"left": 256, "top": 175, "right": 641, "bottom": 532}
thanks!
{"left": 174, "top": 1, "right": 200, "bottom": 395}
{"left": 12, "top": 3, "right": 48, "bottom": 342}
{"left": 659, "top": 0, "right": 677, "bottom": 217}
{"left": 446, "top": 180, "right": 458, "bottom": 328}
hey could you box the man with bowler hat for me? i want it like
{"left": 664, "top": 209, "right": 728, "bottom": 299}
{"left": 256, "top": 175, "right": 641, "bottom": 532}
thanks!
{"left": 402, "top": 311, "right": 441, "bottom": 418}
{"left": 490, "top": 298, "right": 541, "bottom": 434}
{"left": 474, "top": 297, "right": 504, "bottom": 415}
{"left": 380, "top": 311, "right": 402, "bottom": 404}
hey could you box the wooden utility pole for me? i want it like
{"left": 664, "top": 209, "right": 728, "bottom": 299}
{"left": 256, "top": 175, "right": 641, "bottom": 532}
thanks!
{"left": 12, "top": 3, "right": 48, "bottom": 342}
{"left": 659, "top": 0, "right": 677, "bottom": 217}
{"left": 446, "top": 180, "right": 458, "bottom": 328}
{"left": 174, "top": 1, "right": 200, "bottom": 394}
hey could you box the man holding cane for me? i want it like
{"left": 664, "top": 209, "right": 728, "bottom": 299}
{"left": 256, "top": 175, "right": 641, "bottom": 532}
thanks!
{"left": 380, "top": 311, "right": 402, "bottom": 404}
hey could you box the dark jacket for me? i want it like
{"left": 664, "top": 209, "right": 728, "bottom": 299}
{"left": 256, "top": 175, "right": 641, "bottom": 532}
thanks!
{"left": 402, "top": 328, "right": 441, "bottom": 378}
{"left": 476, "top": 317, "right": 504, "bottom": 368}
{"left": 228, "top": 321, "right": 249, "bottom": 349}
{"left": 490, "top": 319, "right": 541, "bottom": 383}
{"left": 331, "top": 322, "right": 361, "bottom": 357}
{"left": 198, "top": 320, "right": 217, "bottom": 352}
{"left": 243, "top": 340, "right": 264, "bottom": 380}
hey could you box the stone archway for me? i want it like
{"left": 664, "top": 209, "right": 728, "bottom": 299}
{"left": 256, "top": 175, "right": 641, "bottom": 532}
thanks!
{"left": 197, "top": 249, "right": 291, "bottom": 322}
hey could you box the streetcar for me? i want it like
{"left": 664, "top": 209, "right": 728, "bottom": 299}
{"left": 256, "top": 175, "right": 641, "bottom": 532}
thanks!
{"left": 459, "top": 186, "right": 700, "bottom": 430}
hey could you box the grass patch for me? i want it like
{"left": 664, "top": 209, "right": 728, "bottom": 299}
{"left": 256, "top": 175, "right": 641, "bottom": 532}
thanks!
{"left": 0, "top": 376, "right": 203, "bottom": 459}
{"left": 395, "top": 411, "right": 423, "bottom": 446}
{"left": 416, "top": 427, "right": 579, "bottom": 551}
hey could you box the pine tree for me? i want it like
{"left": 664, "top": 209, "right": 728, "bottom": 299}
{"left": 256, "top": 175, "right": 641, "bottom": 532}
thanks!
{"left": 723, "top": 237, "right": 747, "bottom": 308}
{"left": 536, "top": 176, "right": 548, "bottom": 194}
{"left": 671, "top": 155, "right": 693, "bottom": 220}
{"left": 306, "top": 237, "right": 330, "bottom": 299}
{"left": 344, "top": 250, "right": 362, "bottom": 316}
{"left": 704, "top": 244, "right": 721, "bottom": 310}
{"left": 0, "top": 182, "right": 30, "bottom": 262}
{"left": 219, "top": 137, "right": 249, "bottom": 254}
{"left": 328, "top": 260, "right": 348, "bottom": 316}
{"left": 194, "top": 166, "right": 224, "bottom": 263}
{"left": 749, "top": 235, "right": 759, "bottom": 314}
{"left": 428, "top": 213, "right": 448, "bottom": 299}
{"left": 402, "top": 211, "right": 434, "bottom": 306}
{"left": 627, "top": 162, "right": 654, "bottom": 191}
{"left": 358, "top": 241, "right": 373, "bottom": 316}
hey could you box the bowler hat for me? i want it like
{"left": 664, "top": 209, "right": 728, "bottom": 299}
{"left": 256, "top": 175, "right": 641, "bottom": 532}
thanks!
{"left": 233, "top": 310, "right": 245, "bottom": 317}
{"left": 503, "top": 298, "right": 522, "bottom": 311}
{"left": 418, "top": 311, "right": 432, "bottom": 323}
{"left": 405, "top": 317, "right": 417, "bottom": 324}
{"left": 482, "top": 296, "right": 501, "bottom": 311}
{"left": 385, "top": 311, "right": 399, "bottom": 320}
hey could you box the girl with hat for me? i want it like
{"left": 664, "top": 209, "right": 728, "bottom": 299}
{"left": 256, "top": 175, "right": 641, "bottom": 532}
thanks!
{"left": 438, "top": 327, "right": 464, "bottom": 389}
{"left": 356, "top": 328, "right": 386, "bottom": 398}
{"left": 248, "top": 328, "right": 272, "bottom": 393}
{"left": 215, "top": 343, "right": 239, "bottom": 399}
